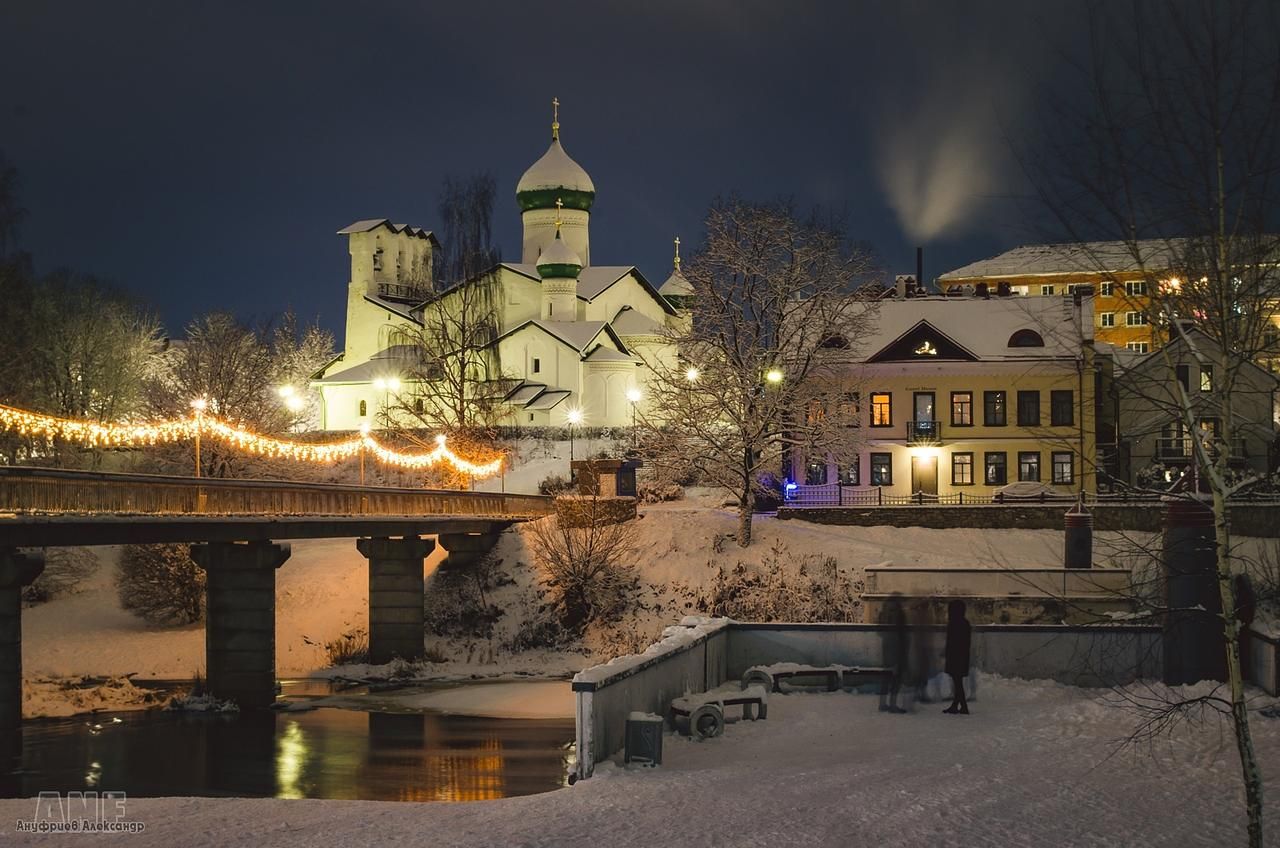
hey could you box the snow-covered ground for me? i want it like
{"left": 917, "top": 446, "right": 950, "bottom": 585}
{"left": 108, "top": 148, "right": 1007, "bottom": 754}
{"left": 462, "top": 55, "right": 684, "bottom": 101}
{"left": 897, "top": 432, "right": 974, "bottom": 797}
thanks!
{"left": 5, "top": 676, "right": 1277, "bottom": 846}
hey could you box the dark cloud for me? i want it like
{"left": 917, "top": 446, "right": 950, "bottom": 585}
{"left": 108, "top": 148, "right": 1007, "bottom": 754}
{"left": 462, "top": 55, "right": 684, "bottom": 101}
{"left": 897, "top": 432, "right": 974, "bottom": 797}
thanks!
{"left": 0, "top": 1, "right": 1087, "bottom": 337}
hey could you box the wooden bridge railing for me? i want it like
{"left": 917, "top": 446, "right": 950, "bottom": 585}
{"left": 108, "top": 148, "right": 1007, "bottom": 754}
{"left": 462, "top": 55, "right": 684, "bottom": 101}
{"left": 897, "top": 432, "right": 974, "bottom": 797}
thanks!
{"left": 0, "top": 466, "right": 555, "bottom": 520}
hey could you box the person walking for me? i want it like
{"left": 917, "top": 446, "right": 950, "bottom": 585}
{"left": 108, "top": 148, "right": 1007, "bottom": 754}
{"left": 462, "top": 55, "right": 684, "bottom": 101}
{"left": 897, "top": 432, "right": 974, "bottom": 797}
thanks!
{"left": 943, "top": 599, "right": 971, "bottom": 715}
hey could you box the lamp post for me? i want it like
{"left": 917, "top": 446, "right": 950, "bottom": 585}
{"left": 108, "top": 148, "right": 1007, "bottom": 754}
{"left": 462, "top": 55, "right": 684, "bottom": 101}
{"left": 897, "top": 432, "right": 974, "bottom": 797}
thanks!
{"left": 190, "top": 398, "right": 207, "bottom": 478}
{"left": 566, "top": 407, "right": 583, "bottom": 466}
{"left": 626, "top": 388, "right": 642, "bottom": 453}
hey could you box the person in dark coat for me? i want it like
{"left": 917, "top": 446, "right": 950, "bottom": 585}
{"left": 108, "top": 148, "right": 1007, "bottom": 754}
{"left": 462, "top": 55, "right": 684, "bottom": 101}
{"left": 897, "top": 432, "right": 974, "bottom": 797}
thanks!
{"left": 878, "top": 595, "right": 909, "bottom": 713}
{"left": 943, "top": 600, "right": 971, "bottom": 715}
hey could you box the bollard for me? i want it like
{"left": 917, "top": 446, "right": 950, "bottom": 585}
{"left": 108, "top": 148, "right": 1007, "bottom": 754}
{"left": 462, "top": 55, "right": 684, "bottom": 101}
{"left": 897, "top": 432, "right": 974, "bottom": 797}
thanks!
{"left": 1063, "top": 500, "right": 1093, "bottom": 569}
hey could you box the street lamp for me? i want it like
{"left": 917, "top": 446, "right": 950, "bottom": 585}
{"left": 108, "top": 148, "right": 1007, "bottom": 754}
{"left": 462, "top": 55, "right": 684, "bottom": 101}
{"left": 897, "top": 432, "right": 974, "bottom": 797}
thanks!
{"left": 764, "top": 367, "right": 784, "bottom": 385}
{"left": 190, "top": 397, "right": 207, "bottom": 478}
{"left": 685, "top": 366, "right": 700, "bottom": 383}
{"left": 566, "top": 407, "right": 583, "bottom": 465}
{"left": 626, "top": 388, "right": 642, "bottom": 452}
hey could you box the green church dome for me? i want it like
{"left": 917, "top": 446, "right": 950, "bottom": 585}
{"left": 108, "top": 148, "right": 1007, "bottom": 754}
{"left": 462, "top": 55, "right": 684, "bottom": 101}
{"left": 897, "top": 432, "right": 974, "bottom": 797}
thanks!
{"left": 536, "top": 230, "right": 583, "bottom": 279}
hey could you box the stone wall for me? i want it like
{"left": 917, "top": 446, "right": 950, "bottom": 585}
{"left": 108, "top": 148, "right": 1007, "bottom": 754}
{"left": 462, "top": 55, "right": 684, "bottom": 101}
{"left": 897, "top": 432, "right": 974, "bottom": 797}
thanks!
{"left": 555, "top": 495, "right": 637, "bottom": 528}
{"left": 777, "top": 504, "right": 1280, "bottom": 536}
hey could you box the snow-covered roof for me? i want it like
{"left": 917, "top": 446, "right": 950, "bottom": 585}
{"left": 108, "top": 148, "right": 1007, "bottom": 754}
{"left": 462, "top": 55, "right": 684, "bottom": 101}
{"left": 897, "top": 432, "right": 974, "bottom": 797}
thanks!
{"left": 494, "top": 318, "right": 629, "bottom": 357}
{"left": 857, "top": 297, "right": 1083, "bottom": 362}
{"left": 525, "top": 389, "right": 571, "bottom": 411}
{"left": 938, "top": 239, "right": 1186, "bottom": 280}
{"left": 537, "top": 235, "right": 582, "bottom": 276}
{"left": 313, "top": 345, "right": 420, "bottom": 384}
{"left": 502, "top": 263, "right": 677, "bottom": 315}
{"left": 658, "top": 268, "right": 692, "bottom": 297}
{"left": 336, "top": 219, "right": 438, "bottom": 244}
{"left": 504, "top": 383, "right": 546, "bottom": 405}
{"left": 610, "top": 306, "right": 665, "bottom": 337}
{"left": 516, "top": 139, "right": 595, "bottom": 195}
{"left": 584, "top": 345, "right": 634, "bottom": 363}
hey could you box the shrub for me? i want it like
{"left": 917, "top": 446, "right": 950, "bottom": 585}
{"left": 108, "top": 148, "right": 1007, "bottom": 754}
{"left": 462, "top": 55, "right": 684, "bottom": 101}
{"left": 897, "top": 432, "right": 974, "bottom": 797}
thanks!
{"left": 323, "top": 628, "right": 370, "bottom": 665}
{"left": 684, "top": 541, "right": 863, "bottom": 622}
{"left": 538, "top": 473, "right": 575, "bottom": 496}
{"left": 637, "top": 479, "right": 684, "bottom": 503}
{"left": 117, "top": 544, "right": 206, "bottom": 625}
{"left": 424, "top": 554, "right": 506, "bottom": 638}
{"left": 525, "top": 500, "right": 640, "bottom": 633}
{"left": 24, "top": 547, "right": 98, "bottom": 604}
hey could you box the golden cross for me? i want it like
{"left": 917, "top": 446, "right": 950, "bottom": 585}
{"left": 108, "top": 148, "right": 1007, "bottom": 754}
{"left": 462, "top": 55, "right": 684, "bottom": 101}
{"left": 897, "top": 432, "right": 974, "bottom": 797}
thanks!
{"left": 552, "top": 97, "right": 560, "bottom": 140}
{"left": 674, "top": 236, "right": 681, "bottom": 269}
{"left": 555, "top": 197, "right": 563, "bottom": 232}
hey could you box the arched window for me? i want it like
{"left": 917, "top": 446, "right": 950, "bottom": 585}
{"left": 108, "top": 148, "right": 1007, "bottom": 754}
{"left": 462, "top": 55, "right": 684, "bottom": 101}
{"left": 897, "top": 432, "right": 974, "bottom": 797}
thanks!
{"left": 1008, "top": 329, "right": 1045, "bottom": 348}
{"left": 820, "top": 334, "right": 849, "bottom": 350}
{"left": 359, "top": 400, "right": 367, "bottom": 417}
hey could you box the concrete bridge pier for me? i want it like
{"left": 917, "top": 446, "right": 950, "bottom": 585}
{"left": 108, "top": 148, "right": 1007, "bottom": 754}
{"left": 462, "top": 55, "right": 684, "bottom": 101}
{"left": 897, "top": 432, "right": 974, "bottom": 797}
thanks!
{"left": 438, "top": 532, "right": 501, "bottom": 571}
{"left": 357, "top": 536, "right": 434, "bottom": 664}
{"left": 191, "top": 541, "right": 291, "bottom": 709}
{"left": 0, "top": 549, "right": 44, "bottom": 786}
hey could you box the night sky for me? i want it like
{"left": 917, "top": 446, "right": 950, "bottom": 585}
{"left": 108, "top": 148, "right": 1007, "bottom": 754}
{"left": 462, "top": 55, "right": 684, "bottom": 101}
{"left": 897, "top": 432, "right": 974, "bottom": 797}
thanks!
{"left": 1, "top": 1, "right": 1084, "bottom": 341}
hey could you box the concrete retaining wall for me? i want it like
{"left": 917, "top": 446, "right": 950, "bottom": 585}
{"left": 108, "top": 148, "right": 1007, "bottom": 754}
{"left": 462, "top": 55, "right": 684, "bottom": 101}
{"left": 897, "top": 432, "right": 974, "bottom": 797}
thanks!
{"left": 1248, "top": 627, "right": 1279, "bottom": 695}
{"left": 776, "top": 504, "right": 1280, "bottom": 536}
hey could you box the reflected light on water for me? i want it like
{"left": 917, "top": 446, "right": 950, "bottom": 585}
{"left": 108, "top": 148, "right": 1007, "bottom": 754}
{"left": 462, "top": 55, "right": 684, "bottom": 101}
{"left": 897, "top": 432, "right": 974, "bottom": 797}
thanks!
{"left": 276, "top": 720, "right": 309, "bottom": 799}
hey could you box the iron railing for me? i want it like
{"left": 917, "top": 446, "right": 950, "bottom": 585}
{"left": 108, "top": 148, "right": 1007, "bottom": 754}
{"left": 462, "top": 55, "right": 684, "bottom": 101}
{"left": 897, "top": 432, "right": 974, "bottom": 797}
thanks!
{"left": 376, "top": 281, "right": 430, "bottom": 302}
{"left": 906, "top": 420, "right": 942, "bottom": 444}
{"left": 1156, "top": 437, "right": 1248, "bottom": 461}
{"left": 0, "top": 467, "right": 554, "bottom": 520}
{"left": 781, "top": 483, "right": 1280, "bottom": 507}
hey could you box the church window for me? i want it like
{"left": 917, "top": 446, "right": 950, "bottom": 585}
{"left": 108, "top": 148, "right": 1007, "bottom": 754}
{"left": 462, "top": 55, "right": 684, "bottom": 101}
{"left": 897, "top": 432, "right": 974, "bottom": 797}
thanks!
{"left": 359, "top": 400, "right": 367, "bottom": 417}
{"left": 532, "top": 357, "right": 541, "bottom": 374}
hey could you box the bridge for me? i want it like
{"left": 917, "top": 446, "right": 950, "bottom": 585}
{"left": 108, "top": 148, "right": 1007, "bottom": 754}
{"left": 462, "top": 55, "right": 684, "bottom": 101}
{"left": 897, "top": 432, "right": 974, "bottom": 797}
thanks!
{"left": 0, "top": 466, "right": 556, "bottom": 770}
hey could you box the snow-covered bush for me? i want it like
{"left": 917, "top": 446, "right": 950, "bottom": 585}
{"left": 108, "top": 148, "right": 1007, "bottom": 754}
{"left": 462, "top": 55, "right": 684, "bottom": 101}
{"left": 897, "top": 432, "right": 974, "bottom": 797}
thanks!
{"left": 322, "top": 628, "right": 369, "bottom": 665}
{"left": 686, "top": 541, "right": 862, "bottom": 622}
{"left": 117, "top": 543, "right": 206, "bottom": 625}
{"left": 23, "top": 547, "right": 98, "bottom": 604}
{"left": 538, "top": 473, "right": 575, "bottom": 496}
{"left": 424, "top": 554, "right": 508, "bottom": 638}
{"left": 525, "top": 506, "right": 640, "bottom": 632}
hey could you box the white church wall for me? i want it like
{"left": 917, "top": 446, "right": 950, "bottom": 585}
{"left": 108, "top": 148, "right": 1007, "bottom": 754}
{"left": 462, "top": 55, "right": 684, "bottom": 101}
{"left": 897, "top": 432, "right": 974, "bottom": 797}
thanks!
{"left": 522, "top": 207, "right": 590, "bottom": 265}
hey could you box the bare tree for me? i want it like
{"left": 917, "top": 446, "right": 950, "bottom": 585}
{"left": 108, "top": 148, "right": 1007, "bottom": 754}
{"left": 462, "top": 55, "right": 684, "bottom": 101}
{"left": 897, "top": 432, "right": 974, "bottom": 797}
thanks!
{"left": 639, "top": 198, "right": 877, "bottom": 546}
{"left": 434, "top": 173, "right": 501, "bottom": 287}
{"left": 1024, "top": 1, "right": 1280, "bottom": 842}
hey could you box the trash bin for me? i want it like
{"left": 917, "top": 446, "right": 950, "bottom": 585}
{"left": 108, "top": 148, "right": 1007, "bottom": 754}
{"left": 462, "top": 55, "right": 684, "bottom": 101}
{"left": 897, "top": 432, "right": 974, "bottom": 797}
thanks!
{"left": 624, "top": 711, "right": 664, "bottom": 766}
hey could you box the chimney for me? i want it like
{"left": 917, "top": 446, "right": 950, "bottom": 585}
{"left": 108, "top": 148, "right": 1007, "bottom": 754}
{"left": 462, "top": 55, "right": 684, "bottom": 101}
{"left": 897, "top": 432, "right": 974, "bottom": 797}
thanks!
{"left": 997, "top": 281, "right": 1011, "bottom": 297}
{"left": 1074, "top": 285, "right": 1095, "bottom": 342}
{"left": 916, "top": 247, "right": 924, "bottom": 293}
{"left": 975, "top": 282, "right": 990, "bottom": 299}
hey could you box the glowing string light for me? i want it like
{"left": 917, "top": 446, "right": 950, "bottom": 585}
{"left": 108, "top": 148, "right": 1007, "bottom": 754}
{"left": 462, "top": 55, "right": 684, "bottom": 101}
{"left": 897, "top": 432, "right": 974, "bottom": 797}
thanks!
{"left": 0, "top": 403, "right": 504, "bottom": 479}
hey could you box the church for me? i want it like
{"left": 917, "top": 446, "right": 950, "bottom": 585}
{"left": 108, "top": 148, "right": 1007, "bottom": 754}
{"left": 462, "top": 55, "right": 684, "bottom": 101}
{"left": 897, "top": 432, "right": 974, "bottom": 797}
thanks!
{"left": 313, "top": 104, "right": 692, "bottom": 431}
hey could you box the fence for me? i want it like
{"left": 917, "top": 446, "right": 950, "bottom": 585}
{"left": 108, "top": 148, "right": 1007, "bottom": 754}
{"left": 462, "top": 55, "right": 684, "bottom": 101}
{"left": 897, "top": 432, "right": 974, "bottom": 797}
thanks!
{"left": 0, "top": 466, "right": 555, "bottom": 520}
{"left": 783, "top": 483, "right": 1280, "bottom": 507}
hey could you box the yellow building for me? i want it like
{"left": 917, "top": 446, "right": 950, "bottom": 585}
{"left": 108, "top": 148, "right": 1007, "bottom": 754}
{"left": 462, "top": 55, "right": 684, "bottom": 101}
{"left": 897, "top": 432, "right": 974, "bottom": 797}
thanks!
{"left": 936, "top": 241, "right": 1168, "bottom": 353}
{"left": 793, "top": 292, "right": 1097, "bottom": 501}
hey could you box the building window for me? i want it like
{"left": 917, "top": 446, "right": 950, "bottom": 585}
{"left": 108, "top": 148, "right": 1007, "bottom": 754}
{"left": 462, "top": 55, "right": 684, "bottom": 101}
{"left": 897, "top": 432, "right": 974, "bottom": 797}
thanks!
{"left": 1018, "top": 451, "right": 1041, "bottom": 482}
{"left": 1127, "top": 341, "right": 1150, "bottom": 353}
{"left": 1008, "top": 329, "right": 1045, "bottom": 347}
{"left": 1017, "top": 390, "right": 1040, "bottom": 427}
{"left": 838, "top": 392, "right": 861, "bottom": 426}
{"left": 984, "top": 390, "right": 1007, "bottom": 426}
{"left": 985, "top": 452, "right": 1007, "bottom": 485}
{"left": 1100, "top": 312, "right": 1115, "bottom": 327}
{"left": 805, "top": 460, "right": 828, "bottom": 485}
{"left": 1040, "top": 284, "right": 1055, "bottom": 296}
{"left": 1126, "top": 311, "right": 1148, "bottom": 326}
{"left": 1125, "top": 280, "right": 1147, "bottom": 297}
{"left": 532, "top": 357, "right": 541, "bottom": 373}
{"left": 1052, "top": 452, "right": 1074, "bottom": 484}
{"left": 871, "top": 392, "right": 892, "bottom": 427}
{"left": 358, "top": 400, "right": 367, "bottom": 417}
{"left": 1176, "top": 364, "right": 1189, "bottom": 391}
{"left": 952, "top": 452, "right": 974, "bottom": 485}
{"left": 1050, "top": 390, "right": 1074, "bottom": 426}
{"left": 1100, "top": 282, "right": 1114, "bottom": 296}
{"left": 951, "top": 391, "right": 973, "bottom": 426}
{"left": 870, "top": 453, "right": 893, "bottom": 486}
{"left": 414, "top": 397, "right": 424, "bottom": 414}
{"left": 1200, "top": 365, "right": 1214, "bottom": 392}
{"left": 841, "top": 456, "right": 860, "bottom": 485}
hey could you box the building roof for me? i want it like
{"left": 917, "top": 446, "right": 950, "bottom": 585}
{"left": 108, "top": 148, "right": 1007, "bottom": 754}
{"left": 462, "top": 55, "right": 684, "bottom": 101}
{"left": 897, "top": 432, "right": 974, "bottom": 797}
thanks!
{"left": 493, "top": 319, "right": 630, "bottom": 357}
{"left": 583, "top": 345, "right": 634, "bottom": 363}
{"left": 516, "top": 139, "right": 595, "bottom": 197}
{"left": 658, "top": 268, "right": 693, "bottom": 297}
{"left": 857, "top": 297, "right": 1084, "bottom": 362}
{"left": 313, "top": 345, "right": 420, "bottom": 384}
{"left": 938, "top": 240, "right": 1192, "bottom": 281}
{"left": 610, "top": 306, "right": 665, "bottom": 337}
{"left": 502, "top": 263, "right": 678, "bottom": 315}
{"left": 336, "top": 219, "right": 440, "bottom": 245}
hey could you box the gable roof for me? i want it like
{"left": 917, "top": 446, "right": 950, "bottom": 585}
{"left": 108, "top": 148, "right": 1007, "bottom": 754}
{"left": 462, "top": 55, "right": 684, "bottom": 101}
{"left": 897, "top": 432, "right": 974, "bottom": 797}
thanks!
{"left": 1122, "top": 325, "right": 1280, "bottom": 384}
{"left": 501, "top": 263, "right": 678, "bottom": 315}
{"left": 610, "top": 306, "right": 666, "bottom": 337}
{"left": 857, "top": 297, "right": 1083, "bottom": 361}
{"left": 867, "top": 320, "right": 979, "bottom": 363}
{"left": 337, "top": 219, "right": 440, "bottom": 246}
{"left": 493, "top": 319, "right": 631, "bottom": 357}
{"left": 313, "top": 345, "right": 420, "bottom": 384}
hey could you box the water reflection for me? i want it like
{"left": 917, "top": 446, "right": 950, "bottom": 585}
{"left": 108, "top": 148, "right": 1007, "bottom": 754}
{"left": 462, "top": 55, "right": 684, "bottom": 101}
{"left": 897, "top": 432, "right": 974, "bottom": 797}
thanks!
{"left": 10, "top": 694, "right": 573, "bottom": 802}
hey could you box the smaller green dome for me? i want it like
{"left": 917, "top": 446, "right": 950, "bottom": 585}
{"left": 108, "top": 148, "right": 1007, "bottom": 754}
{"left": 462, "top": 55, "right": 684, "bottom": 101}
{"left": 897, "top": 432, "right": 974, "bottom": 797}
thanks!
{"left": 537, "top": 232, "right": 582, "bottom": 279}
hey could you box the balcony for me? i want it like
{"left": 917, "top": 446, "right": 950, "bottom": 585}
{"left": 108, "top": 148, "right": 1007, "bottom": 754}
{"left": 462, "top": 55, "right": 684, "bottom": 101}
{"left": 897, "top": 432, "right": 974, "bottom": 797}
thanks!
{"left": 906, "top": 420, "right": 942, "bottom": 445}
{"left": 377, "top": 281, "right": 431, "bottom": 302}
{"left": 1156, "top": 437, "right": 1247, "bottom": 462}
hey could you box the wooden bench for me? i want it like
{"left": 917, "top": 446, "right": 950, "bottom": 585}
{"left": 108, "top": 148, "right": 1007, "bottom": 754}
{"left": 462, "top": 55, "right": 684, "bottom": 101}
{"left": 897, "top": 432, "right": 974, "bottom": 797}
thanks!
{"left": 839, "top": 666, "right": 895, "bottom": 691}
{"left": 669, "top": 683, "right": 768, "bottom": 740}
{"left": 743, "top": 664, "right": 895, "bottom": 693}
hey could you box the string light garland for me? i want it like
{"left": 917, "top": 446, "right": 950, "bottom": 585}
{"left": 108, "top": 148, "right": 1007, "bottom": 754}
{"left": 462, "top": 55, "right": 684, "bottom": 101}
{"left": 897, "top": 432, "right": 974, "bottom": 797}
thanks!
{"left": 0, "top": 403, "right": 504, "bottom": 479}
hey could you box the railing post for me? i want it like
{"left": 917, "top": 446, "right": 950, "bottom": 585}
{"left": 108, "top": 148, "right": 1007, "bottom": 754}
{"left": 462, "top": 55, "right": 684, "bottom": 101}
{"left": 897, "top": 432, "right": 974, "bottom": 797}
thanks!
{"left": 878, "top": 486, "right": 883, "bottom": 506}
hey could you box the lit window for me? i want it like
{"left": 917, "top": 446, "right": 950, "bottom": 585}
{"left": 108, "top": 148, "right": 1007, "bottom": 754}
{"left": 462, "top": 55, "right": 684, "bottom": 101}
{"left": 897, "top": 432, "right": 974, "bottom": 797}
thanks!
{"left": 1040, "top": 285, "right": 1055, "bottom": 296}
{"left": 1200, "top": 365, "right": 1214, "bottom": 392}
{"left": 871, "top": 392, "right": 892, "bottom": 427}
{"left": 841, "top": 456, "right": 860, "bottom": 485}
{"left": 1018, "top": 451, "right": 1041, "bottom": 482}
{"left": 358, "top": 400, "right": 367, "bottom": 417}
{"left": 1100, "top": 312, "right": 1115, "bottom": 327}
{"left": 805, "top": 460, "right": 828, "bottom": 485}
{"left": 951, "top": 391, "right": 973, "bottom": 426}
{"left": 871, "top": 453, "right": 893, "bottom": 486}
{"left": 1052, "top": 452, "right": 1074, "bottom": 484}
{"left": 984, "top": 391, "right": 1006, "bottom": 426}
{"left": 952, "top": 452, "right": 974, "bottom": 485}
{"left": 985, "top": 452, "right": 1007, "bottom": 485}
